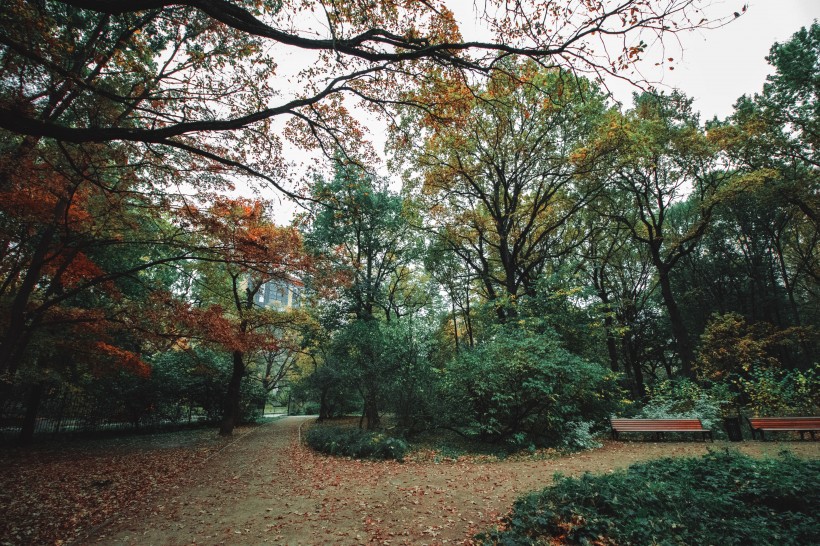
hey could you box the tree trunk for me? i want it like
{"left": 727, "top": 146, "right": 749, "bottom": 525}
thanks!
{"left": 772, "top": 236, "right": 802, "bottom": 326}
{"left": 0, "top": 215, "right": 62, "bottom": 378}
{"left": 220, "top": 350, "right": 244, "bottom": 436}
{"left": 318, "top": 388, "right": 333, "bottom": 421}
{"left": 631, "top": 359, "right": 646, "bottom": 398}
{"left": 464, "top": 296, "right": 474, "bottom": 348}
{"left": 363, "top": 394, "right": 380, "bottom": 430}
{"left": 20, "top": 382, "right": 44, "bottom": 444}
{"left": 657, "top": 269, "right": 694, "bottom": 377}
{"left": 597, "top": 287, "right": 619, "bottom": 372}
{"left": 452, "top": 301, "right": 459, "bottom": 354}
{"left": 622, "top": 337, "right": 646, "bottom": 398}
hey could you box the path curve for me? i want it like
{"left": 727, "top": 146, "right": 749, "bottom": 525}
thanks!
{"left": 94, "top": 417, "right": 819, "bottom": 545}
{"left": 96, "top": 416, "right": 314, "bottom": 545}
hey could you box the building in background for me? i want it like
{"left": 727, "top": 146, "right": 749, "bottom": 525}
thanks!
{"left": 256, "top": 277, "right": 303, "bottom": 310}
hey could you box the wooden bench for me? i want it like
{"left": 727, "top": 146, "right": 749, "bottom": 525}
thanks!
{"left": 747, "top": 417, "right": 820, "bottom": 440}
{"left": 610, "top": 418, "right": 712, "bottom": 441}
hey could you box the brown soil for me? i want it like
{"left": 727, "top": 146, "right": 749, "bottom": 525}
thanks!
{"left": 4, "top": 416, "right": 818, "bottom": 545}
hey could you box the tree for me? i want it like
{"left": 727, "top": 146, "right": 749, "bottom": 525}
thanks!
{"left": 672, "top": 24, "right": 819, "bottom": 371}
{"left": 706, "top": 23, "right": 819, "bottom": 330}
{"left": 758, "top": 23, "right": 819, "bottom": 171}
{"left": 400, "top": 63, "right": 609, "bottom": 321}
{"left": 580, "top": 220, "right": 657, "bottom": 395}
{"left": 301, "top": 162, "right": 424, "bottom": 428}
{"left": 304, "top": 162, "right": 422, "bottom": 322}
{"left": 593, "top": 92, "right": 727, "bottom": 376}
{"left": 178, "top": 197, "right": 310, "bottom": 435}
{"left": 0, "top": 137, "right": 205, "bottom": 442}
{"left": 0, "top": 143, "right": 193, "bottom": 378}
{"left": 1, "top": 0, "right": 731, "bottom": 187}
{"left": 424, "top": 235, "right": 477, "bottom": 354}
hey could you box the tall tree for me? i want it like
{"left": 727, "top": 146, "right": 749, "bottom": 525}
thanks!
{"left": 400, "top": 63, "right": 609, "bottom": 320}
{"left": 0, "top": 140, "right": 193, "bottom": 383}
{"left": 709, "top": 23, "right": 819, "bottom": 330}
{"left": 672, "top": 24, "right": 819, "bottom": 367}
{"left": 424, "top": 236, "right": 476, "bottom": 353}
{"left": 304, "top": 163, "right": 421, "bottom": 322}
{"left": 179, "top": 197, "right": 310, "bottom": 435}
{"left": 595, "top": 92, "right": 727, "bottom": 376}
{"left": 302, "top": 162, "right": 422, "bottom": 428}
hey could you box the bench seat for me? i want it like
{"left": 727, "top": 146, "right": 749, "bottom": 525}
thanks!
{"left": 610, "top": 418, "right": 712, "bottom": 441}
{"left": 747, "top": 417, "right": 820, "bottom": 440}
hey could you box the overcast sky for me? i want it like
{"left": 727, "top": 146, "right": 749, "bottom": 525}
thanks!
{"left": 603, "top": 0, "right": 820, "bottom": 120}
{"left": 265, "top": 1, "right": 820, "bottom": 218}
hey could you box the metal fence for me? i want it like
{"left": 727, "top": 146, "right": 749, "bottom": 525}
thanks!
{"left": 0, "top": 383, "right": 208, "bottom": 443}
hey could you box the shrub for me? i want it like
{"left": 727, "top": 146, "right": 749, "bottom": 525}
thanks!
{"left": 477, "top": 450, "right": 819, "bottom": 545}
{"left": 740, "top": 364, "right": 819, "bottom": 416}
{"left": 304, "top": 425, "right": 409, "bottom": 461}
{"left": 695, "top": 313, "right": 819, "bottom": 417}
{"left": 558, "top": 420, "right": 602, "bottom": 452}
{"left": 637, "top": 379, "right": 727, "bottom": 434}
{"left": 441, "top": 322, "right": 621, "bottom": 448}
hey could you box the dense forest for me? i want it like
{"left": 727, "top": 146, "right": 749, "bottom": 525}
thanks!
{"left": 0, "top": 0, "right": 816, "bottom": 447}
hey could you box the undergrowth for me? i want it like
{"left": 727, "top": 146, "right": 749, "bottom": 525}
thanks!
{"left": 477, "top": 449, "right": 819, "bottom": 545}
{"left": 304, "top": 425, "right": 409, "bottom": 461}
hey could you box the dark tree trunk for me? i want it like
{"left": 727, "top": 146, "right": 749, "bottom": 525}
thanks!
{"left": 0, "top": 216, "right": 62, "bottom": 378}
{"left": 598, "top": 288, "right": 619, "bottom": 373}
{"left": 623, "top": 338, "right": 646, "bottom": 399}
{"left": 452, "top": 301, "right": 459, "bottom": 354}
{"left": 220, "top": 350, "right": 244, "bottom": 436}
{"left": 605, "top": 322, "right": 620, "bottom": 373}
{"left": 318, "top": 388, "right": 334, "bottom": 421}
{"left": 464, "top": 296, "right": 474, "bottom": 348}
{"left": 363, "top": 394, "right": 380, "bottom": 430}
{"left": 630, "top": 360, "right": 646, "bottom": 399}
{"left": 20, "top": 382, "right": 44, "bottom": 444}
{"left": 657, "top": 269, "right": 694, "bottom": 377}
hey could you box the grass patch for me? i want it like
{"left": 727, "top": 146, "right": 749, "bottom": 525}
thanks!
{"left": 477, "top": 449, "right": 819, "bottom": 545}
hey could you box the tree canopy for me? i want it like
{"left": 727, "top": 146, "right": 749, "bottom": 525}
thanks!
{"left": 1, "top": 9, "right": 817, "bottom": 445}
{"left": 1, "top": 0, "right": 730, "bottom": 188}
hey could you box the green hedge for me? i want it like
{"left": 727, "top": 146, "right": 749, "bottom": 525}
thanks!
{"left": 478, "top": 450, "right": 819, "bottom": 545}
{"left": 304, "top": 425, "right": 409, "bottom": 461}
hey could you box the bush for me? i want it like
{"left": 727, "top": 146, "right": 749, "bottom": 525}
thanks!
{"left": 304, "top": 425, "right": 409, "bottom": 461}
{"left": 477, "top": 450, "right": 819, "bottom": 545}
{"left": 740, "top": 364, "right": 819, "bottom": 416}
{"left": 637, "top": 379, "right": 727, "bottom": 434}
{"left": 696, "top": 313, "right": 819, "bottom": 417}
{"left": 558, "top": 420, "right": 602, "bottom": 452}
{"left": 441, "top": 322, "right": 621, "bottom": 448}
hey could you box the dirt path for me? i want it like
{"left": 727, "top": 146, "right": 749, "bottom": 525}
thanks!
{"left": 90, "top": 417, "right": 820, "bottom": 546}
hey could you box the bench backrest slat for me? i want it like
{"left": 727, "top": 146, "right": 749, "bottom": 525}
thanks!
{"left": 748, "top": 417, "right": 820, "bottom": 429}
{"left": 611, "top": 418, "right": 706, "bottom": 431}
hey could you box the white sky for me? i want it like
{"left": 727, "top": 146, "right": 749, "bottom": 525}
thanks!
{"left": 262, "top": 1, "right": 820, "bottom": 220}
{"left": 613, "top": 0, "right": 820, "bottom": 120}
{"left": 445, "top": 0, "right": 820, "bottom": 121}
